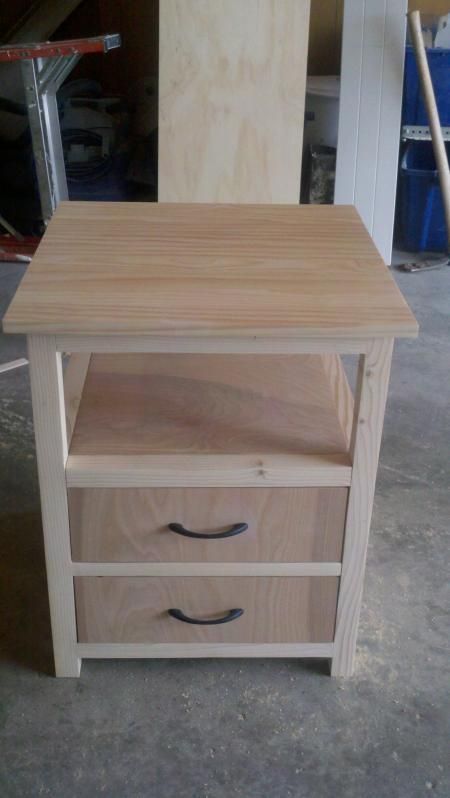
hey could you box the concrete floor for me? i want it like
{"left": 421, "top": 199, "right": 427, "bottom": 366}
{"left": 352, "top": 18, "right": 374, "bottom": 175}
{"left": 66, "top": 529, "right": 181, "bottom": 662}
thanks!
{"left": 0, "top": 260, "right": 449, "bottom": 798}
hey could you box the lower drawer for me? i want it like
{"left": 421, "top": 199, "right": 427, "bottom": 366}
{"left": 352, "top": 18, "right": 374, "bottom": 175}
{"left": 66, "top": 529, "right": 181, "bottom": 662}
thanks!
{"left": 74, "top": 576, "right": 339, "bottom": 644}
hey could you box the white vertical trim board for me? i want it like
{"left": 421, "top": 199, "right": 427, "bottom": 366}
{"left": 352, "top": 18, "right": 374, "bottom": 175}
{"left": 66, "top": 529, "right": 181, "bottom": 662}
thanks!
{"left": 372, "top": 1, "right": 409, "bottom": 260}
{"left": 335, "top": 0, "right": 407, "bottom": 265}
{"left": 334, "top": 0, "right": 365, "bottom": 208}
{"left": 354, "top": 0, "right": 387, "bottom": 235}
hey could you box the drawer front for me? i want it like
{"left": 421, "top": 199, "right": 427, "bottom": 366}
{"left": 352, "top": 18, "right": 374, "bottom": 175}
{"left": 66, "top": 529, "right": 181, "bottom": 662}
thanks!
{"left": 69, "top": 487, "right": 347, "bottom": 563}
{"left": 75, "top": 576, "right": 339, "bottom": 644}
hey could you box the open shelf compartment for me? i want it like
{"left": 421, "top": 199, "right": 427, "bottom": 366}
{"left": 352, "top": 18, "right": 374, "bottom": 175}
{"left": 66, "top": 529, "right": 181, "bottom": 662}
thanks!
{"left": 64, "top": 353, "right": 354, "bottom": 487}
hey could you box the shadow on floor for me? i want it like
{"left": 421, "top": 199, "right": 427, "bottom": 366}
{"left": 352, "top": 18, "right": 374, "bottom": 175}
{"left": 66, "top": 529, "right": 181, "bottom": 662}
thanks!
{"left": 0, "top": 512, "right": 54, "bottom": 676}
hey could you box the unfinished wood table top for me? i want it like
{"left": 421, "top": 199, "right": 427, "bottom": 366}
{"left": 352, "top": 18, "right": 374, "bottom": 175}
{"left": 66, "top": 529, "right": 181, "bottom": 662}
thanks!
{"left": 3, "top": 202, "right": 418, "bottom": 338}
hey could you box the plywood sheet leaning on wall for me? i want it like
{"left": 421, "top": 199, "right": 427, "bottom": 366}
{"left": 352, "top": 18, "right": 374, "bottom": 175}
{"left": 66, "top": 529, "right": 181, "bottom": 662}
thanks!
{"left": 158, "top": 0, "right": 310, "bottom": 202}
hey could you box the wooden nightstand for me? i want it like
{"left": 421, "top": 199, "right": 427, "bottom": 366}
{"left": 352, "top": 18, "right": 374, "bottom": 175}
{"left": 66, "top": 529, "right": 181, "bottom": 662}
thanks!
{"left": 4, "top": 202, "right": 418, "bottom": 677}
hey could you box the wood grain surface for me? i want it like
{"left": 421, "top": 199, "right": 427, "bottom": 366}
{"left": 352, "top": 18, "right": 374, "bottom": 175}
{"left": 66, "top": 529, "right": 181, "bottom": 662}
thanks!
{"left": 332, "top": 339, "right": 394, "bottom": 677}
{"left": 68, "top": 486, "right": 348, "bottom": 563}
{"left": 75, "top": 576, "right": 339, "bottom": 644}
{"left": 159, "top": 0, "right": 310, "bottom": 202}
{"left": 66, "top": 453, "right": 352, "bottom": 489}
{"left": 69, "top": 353, "right": 351, "bottom": 457}
{"left": 3, "top": 203, "right": 418, "bottom": 338}
{"left": 28, "top": 337, "right": 80, "bottom": 676}
{"left": 55, "top": 335, "right": 371, "bottom": 355}
{"left": 64, "top": 354, "right": 91, "bottom": 447}
{"left": 75, "top": 642, "right": 334, "bottom": 659}
{"left": 72, "top": 563, "right": 342, "bottom": 578}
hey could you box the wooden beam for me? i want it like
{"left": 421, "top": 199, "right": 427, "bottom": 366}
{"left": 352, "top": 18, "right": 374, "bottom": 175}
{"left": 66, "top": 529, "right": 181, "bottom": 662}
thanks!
{"left": 5, "top": 0, "right": 85, "bottom": 44}
{"left": 28, "top": 336, "right": 80, "bottom": 677}
{"left": 66, "top": 453, "right": 353, "bottom": 489}
{"left": 332, "top": 338, "right": 394, "bottom": 677}
{"left": 77, "top": 642, "right": 335, "bottom": 659}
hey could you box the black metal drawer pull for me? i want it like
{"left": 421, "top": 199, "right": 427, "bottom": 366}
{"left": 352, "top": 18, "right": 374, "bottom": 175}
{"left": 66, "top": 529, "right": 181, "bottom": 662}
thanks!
{"left": 168, "top": 522, "right": 248, "bottom": 540}
{"left": 168, "top": 608, "right": 244, "bottom": 625}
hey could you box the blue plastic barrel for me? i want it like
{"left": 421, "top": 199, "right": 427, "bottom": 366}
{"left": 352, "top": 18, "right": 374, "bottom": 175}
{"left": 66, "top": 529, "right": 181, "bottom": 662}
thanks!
{"left": 399, "top": 142, "right": 448, "bottom": 252}
{"left": 403, "top": 45, "right": 450, "bottom": 127}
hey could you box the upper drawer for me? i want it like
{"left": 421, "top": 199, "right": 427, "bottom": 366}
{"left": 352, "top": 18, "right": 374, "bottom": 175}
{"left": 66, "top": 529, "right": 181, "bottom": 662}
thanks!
{"left": 68, "top": 487, "right": 347, "bottom": 563}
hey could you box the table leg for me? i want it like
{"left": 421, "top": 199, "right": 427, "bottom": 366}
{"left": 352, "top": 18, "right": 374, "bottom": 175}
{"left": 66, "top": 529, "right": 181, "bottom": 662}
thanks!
{"left": 28, "top": 335, "right": 80, "bottom": 677}
{"left": 332, "top": 338, "right": 394, "bottom": 677}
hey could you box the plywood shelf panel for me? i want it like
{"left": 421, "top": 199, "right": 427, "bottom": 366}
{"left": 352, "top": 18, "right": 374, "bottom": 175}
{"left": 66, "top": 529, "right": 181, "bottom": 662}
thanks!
{"left": 69, "top": 353, "right": 351, "bottom": 457}
{"left": 66, "top": 352, "right": 353, "bottom": 487}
